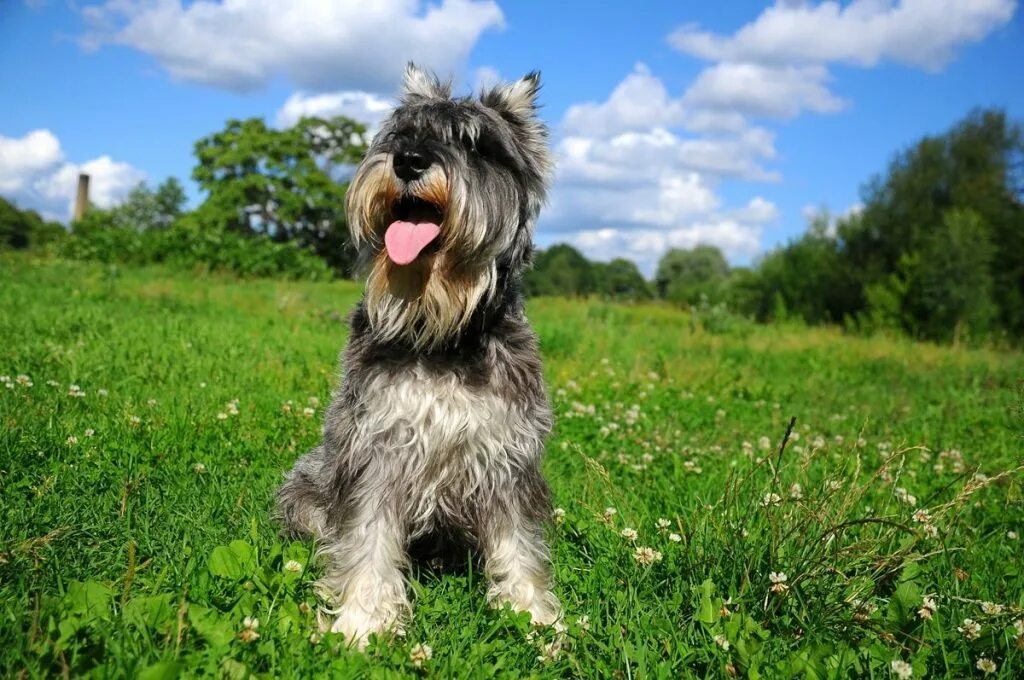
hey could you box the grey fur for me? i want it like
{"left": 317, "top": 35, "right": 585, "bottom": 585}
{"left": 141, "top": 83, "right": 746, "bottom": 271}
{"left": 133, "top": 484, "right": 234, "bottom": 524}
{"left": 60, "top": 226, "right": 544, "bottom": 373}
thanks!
{"left": 276, "top": 64, "right": 560, "bottom": 645}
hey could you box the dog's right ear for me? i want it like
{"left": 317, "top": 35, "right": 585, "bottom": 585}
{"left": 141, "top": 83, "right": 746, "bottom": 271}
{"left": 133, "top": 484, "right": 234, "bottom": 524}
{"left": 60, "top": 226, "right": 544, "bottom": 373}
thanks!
{"left": 403, "top": 62, "right": 452, "bottom": 100}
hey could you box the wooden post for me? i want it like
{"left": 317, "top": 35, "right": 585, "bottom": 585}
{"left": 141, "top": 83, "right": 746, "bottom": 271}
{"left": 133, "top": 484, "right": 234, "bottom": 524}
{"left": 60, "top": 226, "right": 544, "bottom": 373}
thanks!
{"left": 73, "top": 173, "right": 90, "bottom": 224}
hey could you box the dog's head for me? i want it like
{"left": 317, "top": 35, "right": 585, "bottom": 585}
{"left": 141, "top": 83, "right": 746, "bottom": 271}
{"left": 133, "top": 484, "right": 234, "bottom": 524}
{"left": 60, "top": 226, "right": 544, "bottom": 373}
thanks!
{"left": 347, "top": 63, "right": 552, "bottom": 350}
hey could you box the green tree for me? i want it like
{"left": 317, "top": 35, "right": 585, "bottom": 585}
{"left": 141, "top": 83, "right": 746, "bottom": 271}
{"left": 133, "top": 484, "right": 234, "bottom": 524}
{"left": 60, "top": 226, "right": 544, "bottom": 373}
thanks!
{"left": 592, "top": 258, "right": 651, "bottom": 300}
{"left": 524, "top": 244, "right": 595, "bottom": 296}
{"left": 192, "top": 116, "right": 367, "bottom": 275}
{"left": 0, "top": 196, "right": 65, "bottom": 250}
{"left": 655, "top": 245, "right": 729, "bottom": 305}
{"left": 900, "top": 209, "right": 996, "bottom": 343}
{"left": 113, "top": 178, "right": 187, "bottom": 231}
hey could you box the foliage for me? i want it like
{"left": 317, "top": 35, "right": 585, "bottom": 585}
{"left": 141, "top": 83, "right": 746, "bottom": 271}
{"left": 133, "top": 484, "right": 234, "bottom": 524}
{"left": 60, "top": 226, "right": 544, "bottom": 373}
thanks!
{"left": 525, "top": 244, "right": 597, "bottom": 297}
{"left": 59, "top": 208, "right": 331, "bottom": 281}
{"left": 192, "top": 116, "right": 367, "bottom": 275}
{"left": 591, "top": 258, "right": 652, "bottom": 300}
{"left": 2, "top": 256, "right": 1022, "bottom": 678}
{"left": 655, "top": 245, "right": 730, "bottom": 305}
{"left": 112, "top": 178, "right": 187, "bottom": 232}
{"left": 0, "top": 196, "right": 65, "bottom": 250}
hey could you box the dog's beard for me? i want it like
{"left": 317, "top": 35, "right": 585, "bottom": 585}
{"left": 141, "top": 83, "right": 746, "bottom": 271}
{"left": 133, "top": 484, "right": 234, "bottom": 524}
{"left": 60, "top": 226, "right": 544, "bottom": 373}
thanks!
{"left": 348, "top": 154, "right": 498, "bottom": 350}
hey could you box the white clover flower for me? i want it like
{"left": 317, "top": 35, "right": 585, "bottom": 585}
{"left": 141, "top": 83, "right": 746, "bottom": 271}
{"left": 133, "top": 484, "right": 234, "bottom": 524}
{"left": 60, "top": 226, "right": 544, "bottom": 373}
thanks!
{"left": 216, "top": 412, "right": 228, "bottom": 421}
{"left": 668, "top": 533, "right": 682, "bottom": 543}
{"left": 66, "top": 435, "right": 79, "bottom": 446}
{"left": 129, "top": 415, "right": 141, "bottom": 426}
{"left": 193, "top": 463, "right": 206, "bottom": 474}
{"left": 147, "top": 398, "right": 157, "bottom": 407}
{"left": 912, "top": 509, "right": 930, "bottom": 523}
{"left": 577, "top": 615, "right": 590, "bottom": 632}
{"left": 552, "top": 508, "right": 566, "bottom": 524}
{"left": 958, "top": 618, "right": 982, "bottom": 640}
{"left": 980, "top": 602, "right": 1004, "bottom": 616}
{"left": 656, "top": 518, "right": 671, "bottom": 531}
{"left": 302, "top": 407, "right": 315, "bottom": 418}
{"left": 789, "top": 483, "right": 803, "bottom": 500}
{"left": 975, "top": 658, "right": 997, "bottom": 674}
{"left": 603, "top": 507, "right": 617, "bottom": 521}
{"left": 713, "top": 634, "right": 730, "bottom": 650}
{"left": 758, "top": 436, "right": 772, "bottom": 450}
{"left": 409, "top": 643, "right": 432, "bottom": 667}
{"left": 890, "top": 659, "right": 913, "bottom": 679}
{"left": 922, "top": 524, "right": 939, "bottom": 539}
{"left": 84, "top": 428, "right": 95, "bottom": 437}
{"left": 284, "top": 560, "right": 303, "bottom": 573}
{"left": 308, "top": 396, "right": 320, "bottom": 407}
{"left": 1007, "top": 531, "right": 1019, "bottom": 540}
{"left": 918, "top": 595, "right": 937, "bottom": 620}
{"left": 243, "top": 616, "right": 259, "bottom": 629}
{"left": 769, "top": 571, "right": 789, "bottom": 593}
{"left": 620, "top": 527, "right": 638, "bottom": 541}
{"left": 761, "top": 492, "right": 782, "bottom": 508}
{"left": 16, "top": 374, "right": 32, "bottom": 387}
{"left": 97, "top": 388, "right": 109, "bottom": 397}
{"left": 239, "top": 617, "right": 260, "bottom": 643}
{"left": 1014, "top": 619, "right": 1024, "bottom": 636}
{"left": 633, "top": 546, "right": 662, "bottom": 565}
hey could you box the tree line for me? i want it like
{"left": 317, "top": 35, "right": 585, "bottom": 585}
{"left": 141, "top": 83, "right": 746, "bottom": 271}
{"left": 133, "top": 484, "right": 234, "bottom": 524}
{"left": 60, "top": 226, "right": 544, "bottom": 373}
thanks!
{"left": 2, "top": 108, "right": 1021, "bottom": 344}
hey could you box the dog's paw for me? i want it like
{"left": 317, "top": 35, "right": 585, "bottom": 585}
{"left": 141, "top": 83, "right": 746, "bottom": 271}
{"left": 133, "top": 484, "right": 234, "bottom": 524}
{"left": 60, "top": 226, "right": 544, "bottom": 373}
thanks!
{"left": 325, "top": 604, "right": 403, "bottom": 650}
{"left": 490, "top": 584, "right": 562, "bottom": 628}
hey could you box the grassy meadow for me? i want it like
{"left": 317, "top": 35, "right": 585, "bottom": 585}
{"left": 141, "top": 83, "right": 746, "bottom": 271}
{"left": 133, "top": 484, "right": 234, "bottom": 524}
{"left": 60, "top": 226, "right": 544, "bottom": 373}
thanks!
{"left": 1, "top": 253, "right": 1023, "bottom": 678}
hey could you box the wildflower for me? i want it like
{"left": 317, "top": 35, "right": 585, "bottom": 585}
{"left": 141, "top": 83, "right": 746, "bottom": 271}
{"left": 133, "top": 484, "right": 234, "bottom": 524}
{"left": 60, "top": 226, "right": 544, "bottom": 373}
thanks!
{"left": 826, "top": 480, "right": 843, "bottom": 492}
{"left": 656, "top": 518, "right": 671, "bottom": 531}
{"left": 239, "top": 616, "right": 260, "bottom": 643}
{"left": 789, "top": 483, "right": 803, "bottom": 500}
{"left": 620, "top": 527, "right": 638, "bottom": 541}
{"left": 552, "top": 508, "right": 566, "bottom": 524}
{"left": 668, "top": 533, "right": 682, "bottom": 542}
{"left": 852, "top": 598, "right": 878, "bottom": 622}
{"left": 309, "top": 631, "right": 322, "bottom": 645}
{"left": 66, "top": 435, "right": 78, "bottom": 446}
{"left": 147, "top": 398, "right": 157, "bottom": 407}
{"left": 769, "top": 571, "right": 789, "bottom": 594}
{"left": 1014, "top": 619, "right": 1024, "bottom": 635}
{"left": 834, "top": 435, "right": 844, "bottom": 445}
{"left": 856, "top": 437, "right": 867, "bottom": 448}
{"left": 217, "top": 412, "right": 228, "bottom": 421}
{"left": 917, "top": 595, "right": 937, "bottom": 620}
{"left": 761, "top": 492, "right": 782, "bottom": 508}
{"left": 308, "top": 396, "right": 320, "bottom": 407}
{"left": 577, "top": 615, "right": 590, "bottom": 632}
{"left": 758, "top": 436, "right": 772, "bottom": 450}
{"left": 602, "top": 507, "right": 617, "bottom": 522}
{"left": 193, "top": 463, "right": 206, "bottom": 474}
{"left": 812, "top": 436, "right": 825, "bottom": 449}
{"left": 16, "top": 374, "right": 32, "bottom": 387}
{"left": 284, "top": 560, "right": 303, "bottom": 573}
{"left": 922, "top": 524, "right": 939, "bottom": 539}
{"left": 536, "top": 640, "right": 560, "bottom": 663}
{"left": 227, "top": 399, "right": 240, "bottom": 416}
{"left": 84, "top": 428, "right": 95, "bottom": 437}
{"left": 46, "top": 379, "right": 61, "bottom": 388}
{"left": 68, "top": 384, "right": 85, "bottom": 398}
{"left": 912, "top": 509, "right": 930, "bottom": 523}
{"left": 980, "top": 602, "right": 1004, "bottom": 616}
{"left": 97, "top": 388, "right": 108, "bottom": 397}
{"left": 0, "top": 375, "right": 10, "bottom": 386}
{"left": 633, "top": 546, "right": 662, "bottom": 565}
{"left": 683, "top": 459, "right": 702, "bottom": 474}
{"left": 894, "top": 487, "right": 918, "bottom": 506}
{"left": 714, "top": 634, "right": 730, "bottom": 650}
{"left": 281, "top": 400, "right": 293, "bottom": 413}
{"left": 1008, "top": 531, "right": 1019, "bottom": 540}
{"left": 890, "top": 659, "right": 913, "bottom": 679}
{"left": 958, "top": 618, "right": 982, "bottom": 640}
{"left": 409, "top": 643, "right": 432, "bottom": 667}
{"left": 128, "top": 415, "right": 141, "bottom": 426}
{"left": 975, "top": 658, "right": 997, "bottom": 674}
{"left": 303, "top": 407, "right": 315, "bottom": 418}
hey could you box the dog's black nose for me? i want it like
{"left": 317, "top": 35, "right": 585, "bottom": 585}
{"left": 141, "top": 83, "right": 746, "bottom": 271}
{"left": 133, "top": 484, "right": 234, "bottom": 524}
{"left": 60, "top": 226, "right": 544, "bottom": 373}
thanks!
{"left": 393, "top": 149, "right": 431, "bottom": 182}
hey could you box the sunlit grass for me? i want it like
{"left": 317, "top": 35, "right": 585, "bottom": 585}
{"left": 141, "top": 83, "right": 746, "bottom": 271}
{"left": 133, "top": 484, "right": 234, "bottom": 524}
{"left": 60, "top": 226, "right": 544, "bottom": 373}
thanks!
{"left": 1, "top": 254, "right": 1022, "bottom": 678}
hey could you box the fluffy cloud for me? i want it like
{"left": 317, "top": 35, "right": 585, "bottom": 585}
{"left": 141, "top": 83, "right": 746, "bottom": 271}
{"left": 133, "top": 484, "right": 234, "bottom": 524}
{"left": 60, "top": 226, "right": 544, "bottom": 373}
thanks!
{"left": 81, "top": 0, "right": 505, "bottom": 93}
{"left": 669, "top": 0, "right": 1016, "bottom": 70}
{"left": 275, "top": 91, "right": 394, "bottom": 133}
{"left": 0, "top": 129, "right": 144, "bottom": 220}
{"left": 683, "top": 63, "right": 845, "bottom": 119}
{"left": 562, "top": 64, "right": 686, "bottom": 137}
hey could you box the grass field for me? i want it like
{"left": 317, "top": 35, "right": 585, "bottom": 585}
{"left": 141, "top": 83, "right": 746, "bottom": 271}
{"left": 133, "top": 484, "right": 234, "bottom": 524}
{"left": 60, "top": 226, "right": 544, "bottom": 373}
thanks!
{"left": 2, "top": 254, "right": 1023, "bottom": 678}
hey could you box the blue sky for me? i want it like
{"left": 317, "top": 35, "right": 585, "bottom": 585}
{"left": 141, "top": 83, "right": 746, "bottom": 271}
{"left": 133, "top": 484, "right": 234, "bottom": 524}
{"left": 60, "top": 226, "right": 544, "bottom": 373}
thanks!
{"left": 2, "top": 0, "right": 1022, "bottom": 273}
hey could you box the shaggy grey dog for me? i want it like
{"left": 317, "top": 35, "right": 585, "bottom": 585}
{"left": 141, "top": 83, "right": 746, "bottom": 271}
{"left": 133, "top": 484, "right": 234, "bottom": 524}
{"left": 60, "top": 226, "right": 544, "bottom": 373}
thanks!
{"left": 276, "top": 64, "right": 560, "bottom": 646}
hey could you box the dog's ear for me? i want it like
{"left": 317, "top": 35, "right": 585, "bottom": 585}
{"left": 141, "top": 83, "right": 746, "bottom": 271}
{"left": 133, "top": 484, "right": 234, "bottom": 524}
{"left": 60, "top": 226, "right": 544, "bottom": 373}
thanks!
{"left": 403, "top": 62, "right": 451, "bottom": 100}
{"left": 482, "top": 72, "right": 541, "bottom": 121}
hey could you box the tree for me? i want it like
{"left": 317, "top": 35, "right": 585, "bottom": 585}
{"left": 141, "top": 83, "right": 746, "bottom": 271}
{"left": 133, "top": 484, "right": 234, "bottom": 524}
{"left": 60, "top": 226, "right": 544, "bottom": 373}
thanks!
{"left": 0, "top": 196, "right": 64, "bottom": 250}
{"left": 525, "top": 244, "right": 596, "bottom": 297}
{"left": 654, "top": 245, "right": 729, "bottom": 304}
{"left": 192, "top": 116, "right": 367, "bottom": 275}
{"left": 593, "top": 258, "right": 651, "bottom": 300}
{"left": 113, "top": 178, "right": 187, "bottom": 231}
{"left": 900, "top": 209, "right": 995, "bottom": 343}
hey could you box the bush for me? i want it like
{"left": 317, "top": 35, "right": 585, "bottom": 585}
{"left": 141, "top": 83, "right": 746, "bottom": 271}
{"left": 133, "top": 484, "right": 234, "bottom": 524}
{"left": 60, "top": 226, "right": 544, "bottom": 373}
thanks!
{"left": 58, "top": 210, "right": 332, "bottom": 281}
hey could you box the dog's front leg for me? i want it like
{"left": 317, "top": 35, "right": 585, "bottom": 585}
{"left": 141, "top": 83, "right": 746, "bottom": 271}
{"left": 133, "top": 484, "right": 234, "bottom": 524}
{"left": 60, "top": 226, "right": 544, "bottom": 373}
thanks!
{"left": 317, "top": 498, "right": 409, "bottom": 648}
{"left": 481, "top": 505, "right": 561, "bottom": 628}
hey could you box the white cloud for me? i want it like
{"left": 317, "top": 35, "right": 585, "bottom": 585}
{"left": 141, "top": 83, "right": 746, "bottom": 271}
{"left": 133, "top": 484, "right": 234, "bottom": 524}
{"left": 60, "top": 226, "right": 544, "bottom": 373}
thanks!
{"left": 0, "top": 129, "right": 144, "bottom": 220}
{"left": 81, "top": 0, "right": 505, "bottom": 93}
{"left": 669, "top": 0, "right": 1016, "bottom": 70}
{"left": 683, "top": 62, "right": 845, "bottom": 119}
{"left": 562, "top": 64, "right": 686, "bottom": 137}
{"left": 275, "top": 91, "right": 394, "bottom": 133}
{"left": 0, "top": 129, "right": 63, "bottom": 192}
{"left": 472, "top": 65, "right": 503, "bottom": 91}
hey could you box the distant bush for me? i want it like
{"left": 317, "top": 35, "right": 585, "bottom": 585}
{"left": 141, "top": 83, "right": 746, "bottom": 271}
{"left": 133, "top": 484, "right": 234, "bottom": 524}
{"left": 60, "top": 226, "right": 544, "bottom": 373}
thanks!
{"left": 59, "top": 209, "right": 332, "bottom": 281}
{"left": 1, "top": 196, "right": 66, "bottom": 250}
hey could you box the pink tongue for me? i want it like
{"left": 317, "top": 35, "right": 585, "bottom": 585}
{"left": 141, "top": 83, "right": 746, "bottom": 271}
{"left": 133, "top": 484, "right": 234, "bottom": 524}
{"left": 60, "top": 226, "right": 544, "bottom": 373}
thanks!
{"left": 384, "top": 220, "right": 441, "bottom": 265}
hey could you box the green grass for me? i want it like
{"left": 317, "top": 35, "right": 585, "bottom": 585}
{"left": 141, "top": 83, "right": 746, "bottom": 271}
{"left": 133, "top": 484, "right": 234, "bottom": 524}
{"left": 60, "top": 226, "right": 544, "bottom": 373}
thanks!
{"left": 2, "top": 253, "right": 1023, "bottom": 678}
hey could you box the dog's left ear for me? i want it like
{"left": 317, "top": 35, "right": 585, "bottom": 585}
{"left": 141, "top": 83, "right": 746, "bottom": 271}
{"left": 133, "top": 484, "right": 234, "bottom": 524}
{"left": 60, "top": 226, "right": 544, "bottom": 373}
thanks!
{"left": 482, "top": 72, "right": 541, "bottom": 121}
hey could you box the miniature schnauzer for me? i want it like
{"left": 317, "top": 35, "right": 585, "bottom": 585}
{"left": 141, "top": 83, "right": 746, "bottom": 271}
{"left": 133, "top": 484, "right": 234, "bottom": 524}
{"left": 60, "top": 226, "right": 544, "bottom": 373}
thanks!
{"left": 277, "top": 64, "right": 560, "bottom": 646}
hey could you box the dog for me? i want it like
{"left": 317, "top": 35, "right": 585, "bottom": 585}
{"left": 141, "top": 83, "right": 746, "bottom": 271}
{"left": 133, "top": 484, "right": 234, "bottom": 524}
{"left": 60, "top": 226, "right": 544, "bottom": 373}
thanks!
{"left": 276, "top": 64, "right": 560, "bottom": 647}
